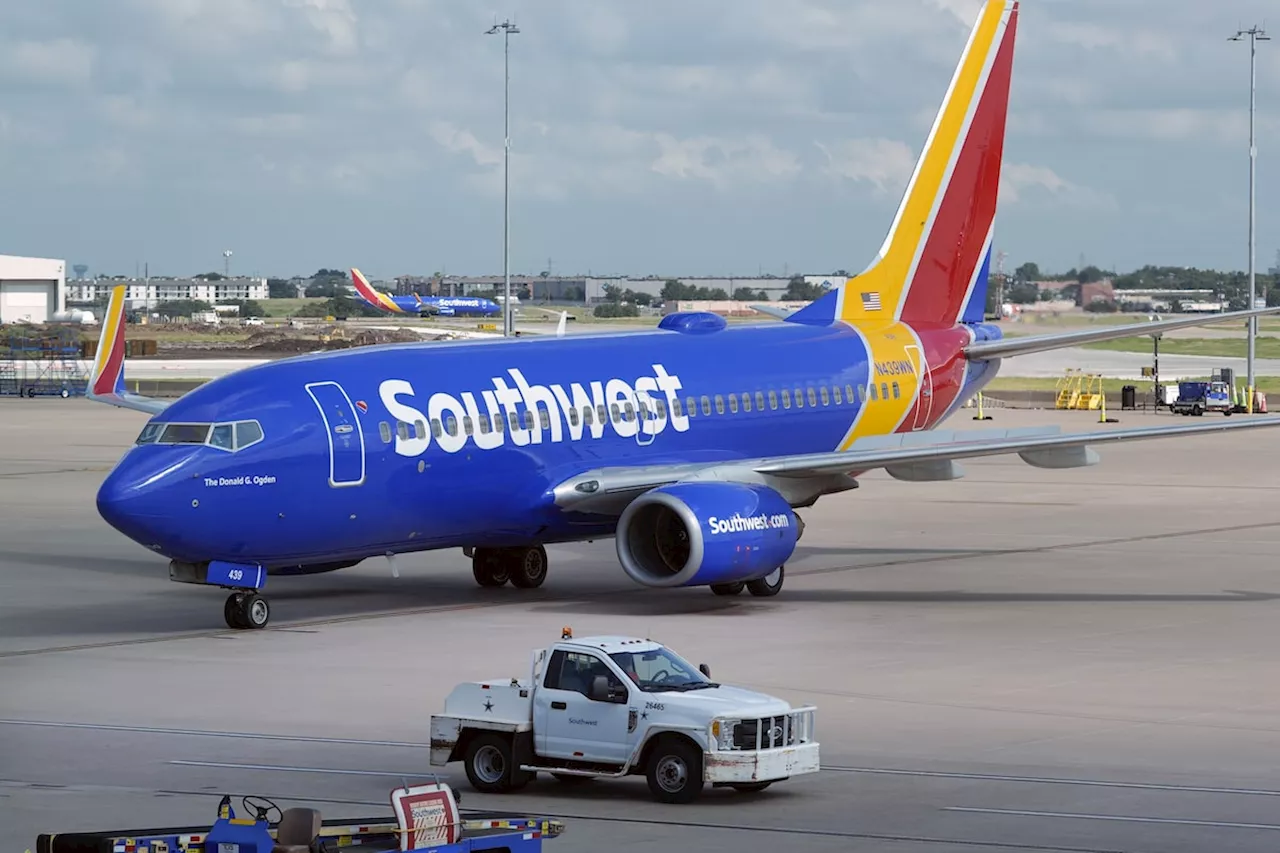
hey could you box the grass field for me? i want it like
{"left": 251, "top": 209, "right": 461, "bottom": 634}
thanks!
{"left": 1079, "top": 336, "right": 1280, "bottom": 359}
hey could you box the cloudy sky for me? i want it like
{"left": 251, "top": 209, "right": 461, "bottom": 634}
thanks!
{"left": 1, "top": 0, "right": 1279, "bottom": 281}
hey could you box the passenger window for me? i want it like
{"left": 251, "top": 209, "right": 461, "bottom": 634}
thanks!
{"left": 508, "top": 412, "right": 520, "bottom": 432}
{"left": 568, "top": 407, "right": 580, "bottom": 427}
{"left": 755, "top": 391, "right": 765, "bottom": 411}
{"left": 623, "top": 403, "right": 635, "bottom": 422}
{"left": 522, "top": 410, "right": 534, "bottom": 430}
{"left": 493, "top": 414, "right": 504, "bottom": 433}
{"left": 833, "top": 386, "right": 843, "bottom": 405}
{"left": 209, "top": 423, "right": 234, "bottom": 450}
{"left": 655, "top": 399, "right": 667, "bottom": 418}
{"left": 672, "top": 399, "right": 683, "bottom": 418}
{"left": 869, "top": 384, "right": 877, "bottom": 400}
{"left": 611, "top": 403, "right": 622, "bottom": 422}
{"left": 728, "top": 394, "right": 738, "bottom": 414}
{"left": 701, "top": 396, "right": 711, "bottom": 416}
{"left": 769, "top": 390, "right": 778, "bottom": 410}
{"left": 235, "top": 421, "right": 264, "bottom": 449}
{"left": 781, "top": 390, "right": 791, "bottom": 409}
{"left": 715, "top": 395, "right": 725, "bottom": 415}
{"left": 379, "top": 422, "right": 392, "bottom": 443}
{"left": 741, "top": 393, "right": 751, "bottom": 413}
{"left": 686, "top": 397, "right": 697, "bottom": 417}
{"left": 819, "top": 387, "right": 829, "bottom": 406}
{"left": 479, "top": 413, "right": 492, "bottom": 434}
{"left": 846, "top": 384, "right": 856, "bottom": 402}
{"left": 583, "top": 406, "right": 594, "bottom": 425}
{"left": 397, "top": 422, "right": 410, "bottom": 441}
{"left": 415, "top": 420, "right": 427, "bottom": 440}
{"left": 881, "top": 382, "right": 889, "bottom": 399}
{"left": 807, "top": 388, "right": 818, "bottom": 407}
{"left": 432, "top": 419, "right": 444, "bottom": 438}
{"left": 794, "top": 388, "right": 804, "bottom": 408}
{"left": 538, "top": 408, "right": 550, "bottom": 429}
{"left": 892, "top": 381, "right": 900, "bottom": 399}
{"left": 463, "top": 415, "right": 474, "bottom": 435}
{"left": 446, "top": 416, "right": 459, "bottom": 436}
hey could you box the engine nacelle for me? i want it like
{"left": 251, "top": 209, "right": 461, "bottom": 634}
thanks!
{"left": 615, "top": 482, "right": 798, "bottom": 588}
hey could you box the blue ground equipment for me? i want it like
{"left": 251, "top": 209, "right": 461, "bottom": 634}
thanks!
{"left": 35, "top": 784, "right": 565, "bottom": 853}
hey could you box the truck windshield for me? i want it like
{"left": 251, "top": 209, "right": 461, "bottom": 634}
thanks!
{"left": 609, "top": 647, "right": 713, "bottom": 692}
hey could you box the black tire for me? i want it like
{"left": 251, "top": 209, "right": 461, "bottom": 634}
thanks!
{"left": 645, "top": 737, "right": 704, "bottom": 804}
{"left": 472, "top": 549, "right": 509, "bottom": 587}
{"left": 239, "top": 593, "right": 270, "bottom": 629}
{"left": 710, "top": 582, "right": 745, "bottom": 596}
{"left": 464, "top": 733, "right": 530, "bottom": 793}
{"left": 731, "top": 781, "right": 773, "bottom": 793}
{"left": 746, "top": 566, "right": 784, "bottom": 598}
{"left": 224, "top": 593, "right": 245, "bottom": 629}
{"left": 509, "top": 545, "right": 548, "bottom": 589}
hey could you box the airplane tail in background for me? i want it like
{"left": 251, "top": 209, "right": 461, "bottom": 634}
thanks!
{"left": 350, "top": 268, "right": 406, "bottom": 314}
{"left": 788, "top": 0, "right": 1018, "bottom": 329}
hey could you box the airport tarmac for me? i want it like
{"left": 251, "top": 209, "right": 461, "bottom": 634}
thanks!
{"left": 4, "top": 399, "right": 1280, "bottom": 852}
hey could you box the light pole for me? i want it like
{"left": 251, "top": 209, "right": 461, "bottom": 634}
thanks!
{"left": 487, "top": 19, "right": 520, "bottom": 336}
{"left": 1230, "top": 25, "right": 1269, "bottom": 410}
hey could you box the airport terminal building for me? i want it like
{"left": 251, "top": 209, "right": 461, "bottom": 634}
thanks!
{"left": 65, "top": 276, "right": 269, "bottom": 309}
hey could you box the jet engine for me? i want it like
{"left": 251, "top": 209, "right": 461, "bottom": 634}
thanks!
{"left": 615, "top": 482, "right": 797, "bottom": 588}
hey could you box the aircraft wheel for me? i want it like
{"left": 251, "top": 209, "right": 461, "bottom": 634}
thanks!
{"left": 224, "top": 593, "right": 246, "bottom": 629}
{"left": 238, "top": 593, "right": 270, "bottom": 629}
{"left": 710, "top": 582, "right": 745, "bottom": 596}
{"left": 472, "top": 548, "right": 509, "bottom": 587}
{"left": 509, "top": 545, "right": 548, "bottom": 589}
{"left": 746, "top": 566, "right": 784, "bottom": 598}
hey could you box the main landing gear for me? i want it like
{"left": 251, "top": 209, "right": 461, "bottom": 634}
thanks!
{"left": 709, "top": 565, "right": 786, "bottom": 598}
{"left": 471, "top": 545, "right": 549, "bottom": 589}
{"left": 224, "top": 591, "right": 270, "bottom": 629}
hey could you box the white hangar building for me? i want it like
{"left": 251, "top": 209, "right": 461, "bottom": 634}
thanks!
{"left": 0, "top": 254, "right": 66, "bottom": 325}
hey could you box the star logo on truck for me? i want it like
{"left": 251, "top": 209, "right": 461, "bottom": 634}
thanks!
{"left": 483, "top": 699, "right": 494, "bottom": 713}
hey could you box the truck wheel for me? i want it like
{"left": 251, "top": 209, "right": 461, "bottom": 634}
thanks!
{"left": 645, "top": 737, "right": 704, "bottom": 804}
{"left": 463, "top": 733, "right": 529, "bottom": 793}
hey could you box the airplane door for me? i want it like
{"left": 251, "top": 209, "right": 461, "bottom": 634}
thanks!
{"left": 905, "top": 345, "right": 933, "bottom": 431}
{"left": 305, "top": 381, "right": 366, "bottom": 487}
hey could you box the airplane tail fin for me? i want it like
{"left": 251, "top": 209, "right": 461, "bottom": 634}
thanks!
{"left": 86, "top": 285, "right": 170, "bottom": 415}
{"left": 350, "top": 268, "right": 405, "bottom": 314}
{"left": 787, "top": 0, "right": 1018, "bottom": 329}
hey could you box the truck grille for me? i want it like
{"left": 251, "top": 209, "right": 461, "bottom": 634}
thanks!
{"left": 722, "top": 708, "right": 815, "bottom": 751}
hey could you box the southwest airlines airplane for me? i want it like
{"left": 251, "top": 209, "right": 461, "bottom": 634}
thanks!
{"left": 88, "top": 0, "right": 1280, "bottom": 631}
{"left": 351, "top": 268, "right": 501, "bottom": 318}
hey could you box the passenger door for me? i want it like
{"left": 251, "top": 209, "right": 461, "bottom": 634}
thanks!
{"left": 305, "top": 381, "right": 366, "bottom": 487}
{"left": 536, "top": 650, "right": 634, "bottom": 765}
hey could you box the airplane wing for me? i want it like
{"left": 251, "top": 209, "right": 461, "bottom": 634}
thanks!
{"left": 966, "top": 303, "right": 1280, "bottom": 360}
{"left": 85, "top": 285, "right": 173, "bottom": 416}
{"left": 551, "top": 416, "right": 1280, "bottom": 514}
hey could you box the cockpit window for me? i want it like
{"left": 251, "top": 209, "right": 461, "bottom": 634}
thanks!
{"left": 136, "top": 420, "right": 265, "bottom": 452}
{"left": 160, "top": 423, "right": 212, "bottom": 444}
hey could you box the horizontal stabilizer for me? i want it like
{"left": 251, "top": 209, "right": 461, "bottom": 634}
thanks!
{"left": 749, "top": 304, "right": 797, "bottom": 320}
{"left": 966, "top": 303, "right": 1280, "bottom": 361}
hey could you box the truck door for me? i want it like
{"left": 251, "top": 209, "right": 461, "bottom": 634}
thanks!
{"left": 537, "top": 650, "right": 634, "bottom": 765}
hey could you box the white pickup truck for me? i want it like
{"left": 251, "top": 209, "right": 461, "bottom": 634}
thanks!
{"left": 429, "top": 630, "right": 819, "bottom": 804}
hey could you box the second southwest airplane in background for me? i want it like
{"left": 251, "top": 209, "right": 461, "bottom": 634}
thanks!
{"left": 350, "top": 267, "right": 502, "bottom": 318}
{"left": 87, "top": 0, "right": 1280, "bottom": 630}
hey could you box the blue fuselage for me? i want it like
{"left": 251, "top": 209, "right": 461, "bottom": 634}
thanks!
{"left": 96, "top": 315, "right": 1001, "bottom": 570}
{"left": 388, "top": 295, "right": 501, "bottom": 317}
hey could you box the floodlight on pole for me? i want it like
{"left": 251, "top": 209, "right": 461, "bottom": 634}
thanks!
{"left": 486, "top": 18, "right": 520, "bottom": 337}
{"left": 1229, "top": 24, "right": 1270, "bottom": 410}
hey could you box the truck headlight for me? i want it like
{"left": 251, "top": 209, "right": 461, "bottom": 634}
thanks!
{"left": 712, "top": 719, "right": 736, "bottom": 750}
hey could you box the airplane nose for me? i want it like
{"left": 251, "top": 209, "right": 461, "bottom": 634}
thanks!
{"left": 96, "top": 464, "right": 166, "bottom": 547}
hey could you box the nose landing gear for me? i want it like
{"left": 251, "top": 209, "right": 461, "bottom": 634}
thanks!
{"left": 224, "top": 592, "right": 271, "bottom": 629}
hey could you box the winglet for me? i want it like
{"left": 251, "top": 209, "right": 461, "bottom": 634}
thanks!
{"left": 556, "top": 311, "right": 567, "bottom": 337}
{"left": 85, "top": 285, "right": 171, "bottom": 415}
{"left": 350, "top": 267, "right": 405, "bottom": 314}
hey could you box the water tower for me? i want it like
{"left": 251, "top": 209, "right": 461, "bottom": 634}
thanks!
{"left": 73, "top": 264, "right": 88, "bottom": 280}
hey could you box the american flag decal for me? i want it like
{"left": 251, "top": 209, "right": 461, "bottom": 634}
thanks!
{"left": 861, "top": 291, "right": 882, "bottom": 311}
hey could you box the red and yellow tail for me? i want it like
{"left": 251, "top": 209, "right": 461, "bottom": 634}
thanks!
{"left": 350, "top": 268, "right": 405, "bottom": 314}
{"left": 789, "top": 0, "right": 1018, "bottom": 329}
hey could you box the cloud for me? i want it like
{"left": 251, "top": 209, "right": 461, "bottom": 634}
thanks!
{"left": 0, "top": 0, "right": 1274, "bottom": 278}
